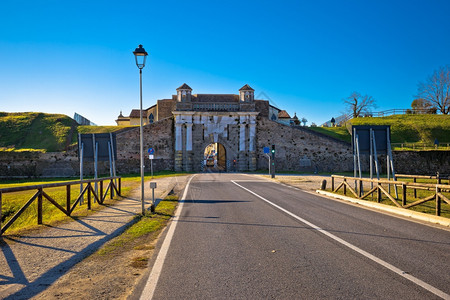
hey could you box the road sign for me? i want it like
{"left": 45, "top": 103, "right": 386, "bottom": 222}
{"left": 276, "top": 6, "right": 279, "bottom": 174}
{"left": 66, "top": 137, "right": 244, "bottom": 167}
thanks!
{"left": 149, "top": 154, "right": 154, "bottom": 159}
{"left": 148, "top": 148, "right": 155, "bottom": 155}
{"left": 263, "top": 147, "right": 270, "bottom": 154}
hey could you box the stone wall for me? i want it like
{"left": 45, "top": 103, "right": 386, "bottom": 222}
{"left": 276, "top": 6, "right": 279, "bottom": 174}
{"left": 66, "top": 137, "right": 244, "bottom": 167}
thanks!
{"left": 1, "top": 116, "right": 449, "bottom": 178}
{"left": 393, "top": 151, "right": 450, "bottom": 176}
{"left": 157, "top": 99, "right": 176, "bottom": 120}
{"left": 0, "top": 151, "right": 79, "bottom": 178}
{"left": 0, "top": 118, "right": 175, "bottom": 178}
{"left": 115, "top": 117, "right": 174, "bottom": 174}
{"left": 256, "top": 119, "right": 354, "bottom": 172}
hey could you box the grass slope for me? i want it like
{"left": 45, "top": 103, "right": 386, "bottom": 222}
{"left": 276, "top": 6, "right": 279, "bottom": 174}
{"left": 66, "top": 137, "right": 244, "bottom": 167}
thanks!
{"left": 0, "top": 112, "right": 77, "bottom": 152}
{"left": 349, "top": 114, "right": 450, "bottom": 143}
{"left": 0, "top": 112, "right": 132, "bottom": 152}
{"left": 310, "top": 115, "right": 450, "bottom": 144}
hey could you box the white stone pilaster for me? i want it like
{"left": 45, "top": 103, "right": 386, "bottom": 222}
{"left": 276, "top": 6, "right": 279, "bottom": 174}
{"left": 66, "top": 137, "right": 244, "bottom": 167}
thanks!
{"left": 239, "top": 124, "right": 246, "bottom": 152}
{"left": 175, "top": 123, "right": 182, "bottom": 151}
{"left": 249, "top": 124, "right": 256, "bottom": 151}
{"left": 186, "top": 123, "right": 193, "bottom": 151}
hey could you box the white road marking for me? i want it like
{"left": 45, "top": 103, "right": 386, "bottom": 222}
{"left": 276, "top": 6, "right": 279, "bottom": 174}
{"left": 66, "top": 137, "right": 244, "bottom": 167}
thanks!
{"left": 231, "top": 180, "right": 450, "bottom": 300}
{"left": 140, "top": 174, "right": 196, "bottom": 300}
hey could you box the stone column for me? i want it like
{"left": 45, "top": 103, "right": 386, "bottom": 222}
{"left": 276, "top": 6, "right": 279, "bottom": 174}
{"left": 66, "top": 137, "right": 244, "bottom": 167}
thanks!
{"left": 249, "top": 123, "right": 256, "bottom": 171}
{"left": 174, "top": 122, "right": 183, "bottom": 172}
{"left": 238, "top": 121, "right": 247, "bottom": 171}
{"left": 186, "top": 123, "right": 193, "bottom": 172}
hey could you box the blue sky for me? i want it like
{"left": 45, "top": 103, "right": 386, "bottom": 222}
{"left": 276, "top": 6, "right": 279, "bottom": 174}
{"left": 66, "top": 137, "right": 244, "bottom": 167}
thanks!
{"left": 1, "top": 0, "right": 449, "bottom": 125}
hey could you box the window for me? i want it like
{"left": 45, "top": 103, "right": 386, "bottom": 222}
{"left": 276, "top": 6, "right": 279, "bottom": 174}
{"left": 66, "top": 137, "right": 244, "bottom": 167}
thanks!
{"left": 149, "top": 113, "right": 154, "bottom": 124}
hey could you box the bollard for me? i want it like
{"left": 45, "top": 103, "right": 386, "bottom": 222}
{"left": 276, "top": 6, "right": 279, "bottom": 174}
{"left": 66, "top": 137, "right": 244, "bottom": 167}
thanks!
{"left": 320, "top": 179, "right": 327, "bottom": 190}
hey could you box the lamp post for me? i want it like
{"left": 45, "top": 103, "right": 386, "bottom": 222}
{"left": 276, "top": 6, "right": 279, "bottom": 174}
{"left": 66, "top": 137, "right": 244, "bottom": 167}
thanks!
{"left": 133, "top": 44, "right": 148, "bottom": 214}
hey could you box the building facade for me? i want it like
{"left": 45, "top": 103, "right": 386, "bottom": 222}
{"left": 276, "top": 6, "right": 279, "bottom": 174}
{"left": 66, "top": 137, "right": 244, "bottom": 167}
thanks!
{"left": 114, "top": 83, "right": 352, "bottom": 173}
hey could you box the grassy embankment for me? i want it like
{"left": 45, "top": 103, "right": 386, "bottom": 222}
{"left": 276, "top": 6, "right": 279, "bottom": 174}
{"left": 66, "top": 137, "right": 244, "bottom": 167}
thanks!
{"left": 0, "top": 171, "right": 185, "bottom": 235}
{"left": 309, "top": 114, "right": 450, "bottom": 150}
{"left": 0, "top": 112, "right": 133, "bottom": 152}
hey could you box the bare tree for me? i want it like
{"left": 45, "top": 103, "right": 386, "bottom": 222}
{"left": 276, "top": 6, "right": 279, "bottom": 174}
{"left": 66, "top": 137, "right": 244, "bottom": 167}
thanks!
{"left": 416, "top": 66, "right": 450, "bottom": 114}
{"left": 343, "top": 92, "right": 376, "bottom": 118}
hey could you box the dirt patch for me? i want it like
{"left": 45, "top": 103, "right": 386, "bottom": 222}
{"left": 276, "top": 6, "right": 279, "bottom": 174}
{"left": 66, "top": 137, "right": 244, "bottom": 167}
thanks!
{"left": 257, "top": 174, "right": 331, "bottom": 191}
{"left": 32, "top": 231, "right": 161, "bottom": 300}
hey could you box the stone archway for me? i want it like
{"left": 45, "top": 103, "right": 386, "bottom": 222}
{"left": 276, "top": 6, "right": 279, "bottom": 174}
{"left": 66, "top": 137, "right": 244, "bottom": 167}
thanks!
{"left": 204, "top": 143, "right": 226, "bottom": 171}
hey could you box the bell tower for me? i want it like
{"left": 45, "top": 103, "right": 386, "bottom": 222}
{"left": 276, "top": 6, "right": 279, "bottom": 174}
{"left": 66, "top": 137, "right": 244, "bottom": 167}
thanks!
{"left": 176, "top": 83, "right": 192, "bottom": 102}
{"left": 239, "top": 84, "right": 254, "bottom": 102}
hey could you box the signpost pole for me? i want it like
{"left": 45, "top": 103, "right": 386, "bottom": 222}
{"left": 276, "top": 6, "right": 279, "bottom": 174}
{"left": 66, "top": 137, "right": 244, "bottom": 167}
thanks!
{"left": 148, "top": 148, "right": 155, "bottom": 179}
{"left": 271, "top": 145, "right": 275, "bottom": 179}
{"left": 151, "top": 158, "right": 153, "bottom": 178}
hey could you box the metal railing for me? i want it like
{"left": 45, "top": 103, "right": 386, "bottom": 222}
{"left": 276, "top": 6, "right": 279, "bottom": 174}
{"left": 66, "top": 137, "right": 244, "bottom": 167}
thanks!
{"left": 0, "top": 177, "right": 121, "bottom": 235}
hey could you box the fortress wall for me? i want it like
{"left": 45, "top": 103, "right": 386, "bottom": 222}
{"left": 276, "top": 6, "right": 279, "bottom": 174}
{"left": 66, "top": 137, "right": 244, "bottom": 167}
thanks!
{"left": 256, "top": 119, "right": 354, "bottom": 173}
{"left": 1, "top": 116, "right": 449, "bottom": 177}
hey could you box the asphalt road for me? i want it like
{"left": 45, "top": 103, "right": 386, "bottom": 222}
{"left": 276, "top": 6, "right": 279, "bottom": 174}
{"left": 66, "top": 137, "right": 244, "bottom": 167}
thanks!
{"left": 139, "top": 173, "right": 450, "bottom": 299}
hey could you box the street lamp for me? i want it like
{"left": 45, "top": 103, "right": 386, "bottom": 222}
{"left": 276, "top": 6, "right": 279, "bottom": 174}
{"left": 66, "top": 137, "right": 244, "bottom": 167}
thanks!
{"left": 133, "top": 44, "right": 148, "bottom": 214}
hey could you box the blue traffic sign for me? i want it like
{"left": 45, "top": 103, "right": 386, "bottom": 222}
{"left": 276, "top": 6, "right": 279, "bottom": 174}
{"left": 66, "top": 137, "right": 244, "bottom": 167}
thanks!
{"left": 148, "top": 148, "right": 155, "bottom": 155}
{"left": 263, "top": 147, "right": 270, "bottom": 154}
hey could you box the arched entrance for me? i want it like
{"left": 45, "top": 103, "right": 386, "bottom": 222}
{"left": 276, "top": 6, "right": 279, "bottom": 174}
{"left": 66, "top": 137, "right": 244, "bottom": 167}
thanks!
{"left": 204, "top": 143, "right": 226, "bottom": 171}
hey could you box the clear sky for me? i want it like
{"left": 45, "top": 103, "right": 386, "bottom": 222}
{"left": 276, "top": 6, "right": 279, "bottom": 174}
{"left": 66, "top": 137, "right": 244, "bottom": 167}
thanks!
{"left": 1, "top": 0, "right": 449, "bottom": 126}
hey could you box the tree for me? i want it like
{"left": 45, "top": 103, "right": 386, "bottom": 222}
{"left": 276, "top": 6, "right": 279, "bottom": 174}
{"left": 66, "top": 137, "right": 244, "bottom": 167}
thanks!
{"left": 343, "top": 92, "right": 376, "bottom": 118}
{"left": 411, "top": 98, "right": 436, "bottom": 114}
{"left": 416, "top": 65, "right": 450, "bottom": 114}
{"left": 301, "top": 117, "right": 307, "bottom": 126}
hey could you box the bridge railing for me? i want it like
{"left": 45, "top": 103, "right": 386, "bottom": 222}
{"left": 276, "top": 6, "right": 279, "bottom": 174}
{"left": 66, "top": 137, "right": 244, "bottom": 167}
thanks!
{"left": 0, "top": 177, "right": 121, "bottom": 235}
{"left": 330, "top": 175, "right": 450, "bottom": 217}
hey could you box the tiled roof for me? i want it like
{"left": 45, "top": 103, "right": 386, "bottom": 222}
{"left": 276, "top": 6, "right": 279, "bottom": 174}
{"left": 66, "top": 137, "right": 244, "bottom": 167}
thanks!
{"left": 129, "top": 109, "right": 141, "bottom": 118}
{"left": 177, "top": 83, "right": 192, "bottom": 90}
{"left": 278, "top": 110, "right": 291, "bottom": 118}
{"left": 239, "top": 84, "right": 254, "bottom": 91}
{"left": 193, "top": 94, "right": 239, "bottom": 102}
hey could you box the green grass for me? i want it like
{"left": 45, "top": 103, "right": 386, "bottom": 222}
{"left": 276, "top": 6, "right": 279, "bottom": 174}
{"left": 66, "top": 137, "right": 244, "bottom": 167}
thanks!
{"left": 307, "top": 126, "right": 352, "bottom": 143}
{"left": 348, "top": 114, "right": 450, "bottom": 144}
{"left": 0, "top": 112, "right": 134, "bottom": 152}
{"left": 97, "top": 195, "right": 178, "bottom": 255}
{"left": 0, "top": 112, "right": 77, "bottom": 152}
{"left": 309, "top": 115, "right": 450, "bottom": 147}
{"left": 0, "top": 171, "right": 186, "bottom": 235}
{"left": 77, "top": 125, "right": 133, "bottom": 134}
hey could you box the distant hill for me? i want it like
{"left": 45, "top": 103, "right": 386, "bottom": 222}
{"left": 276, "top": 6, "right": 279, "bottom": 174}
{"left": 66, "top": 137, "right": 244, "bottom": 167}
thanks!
{"left": 309, "top": 114, "right": 450, "bottom": 144}
{"left": 0, "top": 112, "right": 132, "bottom": 152}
